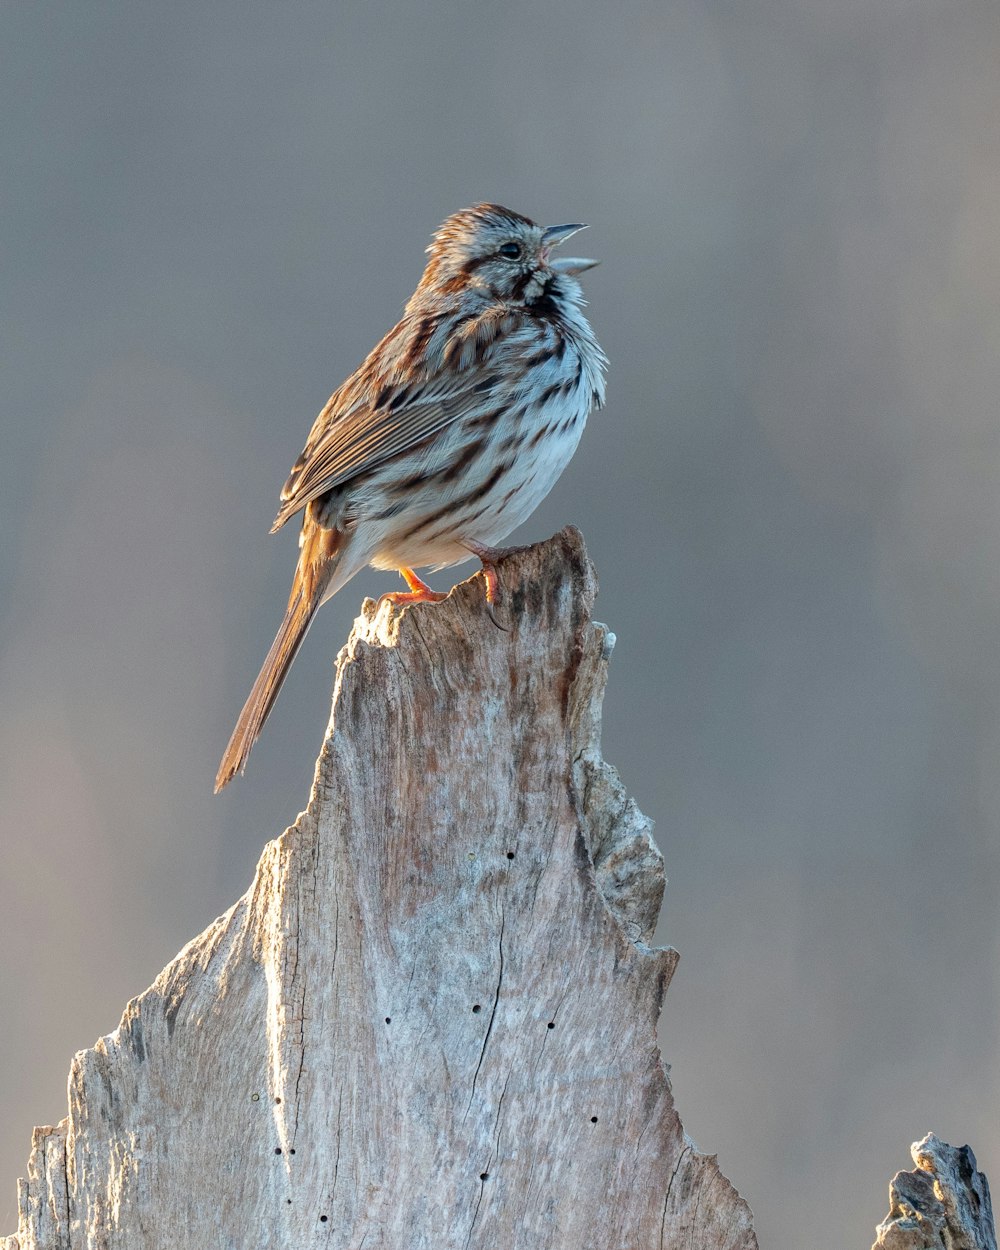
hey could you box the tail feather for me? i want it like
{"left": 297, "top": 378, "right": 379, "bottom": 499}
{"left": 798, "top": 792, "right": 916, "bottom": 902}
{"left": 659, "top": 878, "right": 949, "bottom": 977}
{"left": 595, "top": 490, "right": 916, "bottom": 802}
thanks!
{"left": 215, "top": 523, "right": 344, "bottom": 792}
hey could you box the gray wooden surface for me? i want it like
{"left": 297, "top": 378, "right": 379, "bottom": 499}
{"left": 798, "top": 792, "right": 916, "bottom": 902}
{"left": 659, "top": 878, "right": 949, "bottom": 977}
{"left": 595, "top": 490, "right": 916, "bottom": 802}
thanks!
{"left": 4, "top": 528, "right": 756, "bottom": 1250}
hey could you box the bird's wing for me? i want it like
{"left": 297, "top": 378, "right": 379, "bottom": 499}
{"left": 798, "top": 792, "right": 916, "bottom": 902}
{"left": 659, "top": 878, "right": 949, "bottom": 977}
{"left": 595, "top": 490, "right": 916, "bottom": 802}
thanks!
{"left": 270, "top": 307, "right": 529, "bottom": 532}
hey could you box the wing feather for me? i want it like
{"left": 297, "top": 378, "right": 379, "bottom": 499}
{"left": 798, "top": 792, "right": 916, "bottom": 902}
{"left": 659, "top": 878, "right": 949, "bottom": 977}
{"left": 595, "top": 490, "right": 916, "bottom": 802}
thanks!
{"left": 270, "top": 307, "right": 530, "bottom": 531}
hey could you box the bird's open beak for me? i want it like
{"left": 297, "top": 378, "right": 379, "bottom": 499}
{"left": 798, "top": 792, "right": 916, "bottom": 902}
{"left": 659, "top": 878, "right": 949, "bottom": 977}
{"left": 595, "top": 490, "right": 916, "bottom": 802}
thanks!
{"left": 542, "top": 222, "right": 600, "bottom": 275}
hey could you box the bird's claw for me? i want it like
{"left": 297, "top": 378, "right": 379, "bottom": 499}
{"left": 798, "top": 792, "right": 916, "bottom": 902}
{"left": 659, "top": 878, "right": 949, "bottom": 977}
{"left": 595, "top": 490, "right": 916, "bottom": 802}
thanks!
{"left": 377, "top": 567, "right": 449, "bottom": 614}
{"left": 484, "top": 594, "right": 508, "bottom": 631}
{"left": 376, "top": 588, "right": 448, "bottom": 611}
{"left": 461, "top": 539, "right": 528, "bottom": 633}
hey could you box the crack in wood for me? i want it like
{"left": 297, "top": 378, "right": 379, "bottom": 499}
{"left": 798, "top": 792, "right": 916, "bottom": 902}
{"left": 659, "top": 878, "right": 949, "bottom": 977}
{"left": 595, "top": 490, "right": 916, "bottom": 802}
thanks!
{"left": 466, "top": 910, "right": 505, "bottom": 1121}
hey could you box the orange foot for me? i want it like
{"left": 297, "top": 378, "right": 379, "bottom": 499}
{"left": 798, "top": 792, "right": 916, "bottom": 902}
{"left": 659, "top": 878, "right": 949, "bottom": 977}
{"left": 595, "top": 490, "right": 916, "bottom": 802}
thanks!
{"left": 462, "top": 540, "right": 532, "bottom": 631}
{"left": 376, "top": 567, "right": 449, "bottom": 611}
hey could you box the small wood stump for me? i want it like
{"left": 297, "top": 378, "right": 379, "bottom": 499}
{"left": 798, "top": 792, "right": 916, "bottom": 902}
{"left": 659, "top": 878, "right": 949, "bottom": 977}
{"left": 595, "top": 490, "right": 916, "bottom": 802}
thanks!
{"left": 872, "top": 1133, "right": 995, "bottom": 1250}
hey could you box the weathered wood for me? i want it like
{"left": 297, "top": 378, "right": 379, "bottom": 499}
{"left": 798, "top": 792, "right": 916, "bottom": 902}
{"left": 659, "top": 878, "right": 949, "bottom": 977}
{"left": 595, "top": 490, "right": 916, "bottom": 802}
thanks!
{"left": 872, "top": 1134, "right": 996, "bottom": 1250}
{"left": 3, "top": 528, "right": 756, "bottom": 1250}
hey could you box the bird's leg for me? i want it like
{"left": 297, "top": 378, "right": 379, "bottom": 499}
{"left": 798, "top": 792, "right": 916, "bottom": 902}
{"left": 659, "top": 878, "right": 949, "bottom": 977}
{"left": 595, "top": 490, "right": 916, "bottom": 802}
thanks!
{"left": 377, "top": 567, "right": 449, "bottom": 610}
{"left": 461, "top": 539, "right": 533, "bottom": 631}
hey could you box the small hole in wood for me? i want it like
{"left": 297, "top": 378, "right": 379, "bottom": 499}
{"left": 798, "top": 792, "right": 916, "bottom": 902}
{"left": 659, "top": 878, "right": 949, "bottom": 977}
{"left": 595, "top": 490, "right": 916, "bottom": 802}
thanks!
{"left": 286, "top": 1199, "right": 292, "bottom": 1205}
{"left": 591, "top": 1116, "right": 598, "bottom": 1123}
{"left": 506, "top": 851, "right": 515, "bottom": 860}
{"left": 385, "top": 1017, "right": 391, "bottom": 1024}
{"left": 480, "top": 1172, "right": 489, "bottom": 1181}
{"left": 289, "top": 1148, "right": 296, "bottom": 1155}
{"left": 275, "top": 1147, "right": 282, "bottom": 1155}
{"left": 547, "top": 1021, "right": 555, "bottom": 1029}
{"left": 275, "top": 1097, "right": 281, "bottom": 1104}
{"left": 472, "top": 1004, "right": 481, "bottom": 1013}
{"left": 320, "top": 1215, "right": 329, "bottom": 1223}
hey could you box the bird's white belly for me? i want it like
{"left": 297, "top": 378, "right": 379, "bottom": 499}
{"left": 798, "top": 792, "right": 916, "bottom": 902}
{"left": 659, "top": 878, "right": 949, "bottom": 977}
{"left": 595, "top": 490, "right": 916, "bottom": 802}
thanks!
{"left": 463, "top": 414, "right": 586, "bottom": 547}
{"left": 368, "top": 394, "right": 589, "bottom": 573}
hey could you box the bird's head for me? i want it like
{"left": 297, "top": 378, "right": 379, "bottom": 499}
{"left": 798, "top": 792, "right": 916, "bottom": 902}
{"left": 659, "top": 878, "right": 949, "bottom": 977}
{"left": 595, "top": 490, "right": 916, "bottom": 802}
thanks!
{"left": 414, "top": 203, "right": 599, "bottom": 308}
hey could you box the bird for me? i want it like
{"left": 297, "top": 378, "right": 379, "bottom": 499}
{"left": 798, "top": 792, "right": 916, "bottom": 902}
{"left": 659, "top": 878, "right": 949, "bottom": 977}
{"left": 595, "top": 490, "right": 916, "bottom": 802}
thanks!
{"left": 215, "top": 203, "right": 607, "bottom": 791}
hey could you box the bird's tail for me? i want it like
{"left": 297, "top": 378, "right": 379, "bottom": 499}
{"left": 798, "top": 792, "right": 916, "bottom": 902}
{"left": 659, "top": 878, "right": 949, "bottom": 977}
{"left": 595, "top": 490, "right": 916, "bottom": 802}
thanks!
{"left": 215, "top": 524, "right": 344, "bottom": 792}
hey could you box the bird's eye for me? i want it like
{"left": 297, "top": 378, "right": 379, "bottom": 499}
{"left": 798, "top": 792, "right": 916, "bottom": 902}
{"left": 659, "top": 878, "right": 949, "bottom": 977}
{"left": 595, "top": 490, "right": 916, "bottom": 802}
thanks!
{"left": 498, "top": 241, "right": 522, "bottom": 259}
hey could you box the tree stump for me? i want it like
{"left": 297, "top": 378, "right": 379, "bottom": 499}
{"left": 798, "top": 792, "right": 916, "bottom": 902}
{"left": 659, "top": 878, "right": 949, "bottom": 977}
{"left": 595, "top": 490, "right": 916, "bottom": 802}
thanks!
{"left": 3, "top": 528, "right": 757, "bottom": 1250}
{"left": 872, "top": 1134, "right": 996, "bottom": 1250}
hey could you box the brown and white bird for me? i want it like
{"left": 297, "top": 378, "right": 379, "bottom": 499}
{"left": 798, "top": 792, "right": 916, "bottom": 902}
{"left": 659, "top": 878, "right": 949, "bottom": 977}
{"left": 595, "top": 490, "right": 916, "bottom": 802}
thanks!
{"left": 216, "top": 203, "right": 606, "bottom": 791}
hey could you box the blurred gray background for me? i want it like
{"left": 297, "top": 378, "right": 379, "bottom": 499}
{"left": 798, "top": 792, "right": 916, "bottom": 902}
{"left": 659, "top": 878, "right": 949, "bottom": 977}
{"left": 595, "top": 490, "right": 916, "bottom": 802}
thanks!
{"left": 2, "top": 3, "right": 998, "bottom": 1246}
